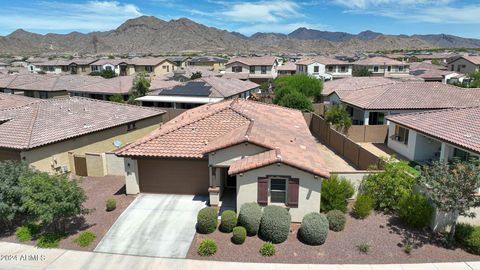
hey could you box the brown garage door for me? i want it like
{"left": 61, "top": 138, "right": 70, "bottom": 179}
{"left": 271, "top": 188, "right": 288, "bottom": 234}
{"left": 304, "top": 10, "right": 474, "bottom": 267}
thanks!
{"left": 138, "top": 158, "right": 209, "bottom": 195}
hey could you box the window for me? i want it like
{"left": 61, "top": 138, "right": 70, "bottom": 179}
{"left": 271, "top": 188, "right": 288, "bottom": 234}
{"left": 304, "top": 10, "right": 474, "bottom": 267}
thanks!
{"left": 393, "top": 125, "right": 409, "bottom": 145}
{"left": 81, "top": 66, "right": 86, "bottom": 72}
{"left": 368, "top": 112, "right": 385, "bottom": 125}
{"left": 39, "top": 91, "right": 48, "bottom": 99}
{"left": 398, "top": 65, "right": 404, "bottom": 72}
{"left": 327, "top": 66, "right": 334, "bottom": 72}
{"left": 250, "top": 66, "right": 255, "bottom": 74}
{"left": 314, "top": 66, "right": 320, "bottom": 73}
{"left": 232, "top": 66, "right": 242, "bottom": 73}
{"left": 270, "top": 178, "right": 286, "bottom": 203}
{"left": 261, "top": 66, "right": 267, "bottom": 74}
{"left": 387, "top": 66, "right": 392, "bottom": 72}
{"left": 340, "top": 66, "right": 346, "bottom": 72}
{"left": 451, "top": 65, "right": 454, "bottom": 71}
{"left": 453, "top": 148, "right": 471, "bottom": 161}
{"left": 127, "top": 122, "right": 136, "bottom": 131}
{"left": 145, "top": 66, "right": 153, "bottom": 73}
{"left": 373, "top": 66, "right": 379, "bottom": 72}
{"left": 106, "top": 66, "right": 112, "bottom": 71}
{"left": 91, "top": 66, "right": 99, "bottom": 72}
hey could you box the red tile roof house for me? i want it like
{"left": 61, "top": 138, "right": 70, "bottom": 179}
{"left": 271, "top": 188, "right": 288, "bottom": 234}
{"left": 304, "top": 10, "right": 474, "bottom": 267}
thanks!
{"left": 0, "top": 96, "right": 164, "bottom": 176}
{"left": 116, "top": 99, "right": 329, "bottom": 222}
{"left": 353, "top": 56, "right": 410, "bottom": 77}
{"left": 277, "top": 61, "right": 297, "bottom": 76}
{"left": 327, "top": 81, "right": 480, "bottom": 125}
{"left": 385, "top": 107, "right": 480, "bottom": 165}
{"left": 296, "top": 57, "right": 352, "bottom": 80}
{"left": 224, "top": 56, "right": 279, "bottom": 84}
{"left": 447, "top": 55, "right": 480, "bottom": 74}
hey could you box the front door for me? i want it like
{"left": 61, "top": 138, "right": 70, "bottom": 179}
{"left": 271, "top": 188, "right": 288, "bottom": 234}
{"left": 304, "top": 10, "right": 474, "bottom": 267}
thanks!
{"left": 74, "top": 155, "right": 87, "bottom": 176}
{"left": 226, "top": 174, "right": 236, "bottom": 188}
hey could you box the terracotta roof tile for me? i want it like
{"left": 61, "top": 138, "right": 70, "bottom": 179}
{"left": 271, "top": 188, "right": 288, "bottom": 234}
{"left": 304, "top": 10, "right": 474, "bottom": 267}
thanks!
{"left": 296, "top": 57, "right": 349, "bottom": 66}
{"left": 323, "top": 77, "right": 397, "bottom": 96}
{"left": 278, "top": 61, "right": 297, "bottom": 71}
{"left": 0, "top": 93, "right": 40, "bottom": 110}
{"left": 226, "top": 56, "right": 277, "bottom": 66}
{"left": 354, "top": 56, "right": 407, "bottom": 66}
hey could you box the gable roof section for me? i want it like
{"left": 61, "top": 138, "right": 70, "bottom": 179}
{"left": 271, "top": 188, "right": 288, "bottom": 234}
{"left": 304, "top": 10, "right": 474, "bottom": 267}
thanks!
{"left": 386, "top": 107, "right": 480, "bottom": 155}
{"left": 448, "top": 55, "right": 480, "bottom": 65}
{"left": 278, "top": 61, "right": 297, "bottom": 71}
{"left": 322, "top": 77, "right": 397, "bottom": 96}
{"left": 296, "top": 57, "right": 349, "bottom": 66}
{"left": 0, "top": 93, "right": 40, "bottom": 110}
{"left": 354, "top": 56, "right": 407, "bottom": 66}
{"left": 117, "top": 99, "right": 329, "bottom": 177}
{"left": 226, "top": 56, "right": 277, "bottom": 66}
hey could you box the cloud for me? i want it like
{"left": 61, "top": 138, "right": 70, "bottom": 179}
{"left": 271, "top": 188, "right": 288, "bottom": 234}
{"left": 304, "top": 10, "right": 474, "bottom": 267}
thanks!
{"left": 221, "top": 1, "right": 302, "bottom": 23}
{"left": 332, "top": 0, "right": 452, "bottom": 9}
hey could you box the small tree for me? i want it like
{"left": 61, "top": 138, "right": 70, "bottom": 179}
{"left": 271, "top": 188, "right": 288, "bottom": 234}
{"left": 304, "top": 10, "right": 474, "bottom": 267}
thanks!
{"left": 469, "top": 71, "right": 480, "bottom": 88}
{"left": 352, "top": 66, "right": 372, "bottom": 77}
{"left": 274, "top": 74, "right": 322, "bottom": 98}
{"left": 99, "top": 69, "right": 116, "bottom": 79}
{"left": 109, "top": 94, "right": 124, "bottom": 103}
{"left": 325, "top": 104, "right": 352, "bottom": 131}
{"left": 418, "top": 160, "right": 480, "bottom": 243}
{"left": 127, "top": 72, "right": 151, "bottom": 104}
{"left": 190, "top": 71, "right": 202, "bottom": 80}
{"left": 278, "top": 91, "right": 313, "bottom": 111}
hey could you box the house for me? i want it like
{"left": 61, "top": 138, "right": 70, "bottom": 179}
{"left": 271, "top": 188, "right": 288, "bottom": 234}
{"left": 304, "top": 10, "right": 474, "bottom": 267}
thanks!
{"left": 128, "top": 58, "right": 177, "bottom": 76}
{"left": 386, "top": 107, "right": 480, "bottom": 164}
{"left": 224, "top": 56, "right": 279, "bottom": 84}
{"left": 328, "top": 82, "right": 480, "bottom": 125}
{"left": 31, "top": 60, "right": 69, "bottom": 74}
{"left": 167, "top": 56, "right": 191, "bottom": 69}
{"left": 67, "top": 59, "right": 98, "bottom": 75}
{"left": 277, "top": 61, "right": 297, "bottom": 76}
{"left": 0, "top": 96, "right": 164, "bottom": 176}
{"left": 321, "top": 77, "right": 396, "bottom": 103}
{"left": 407, "top": 53, "right": 459, "bottom": 64}
{"left": 296, "top": 57, "right": 352, "bottom": 80}
{"left": 116, "top": 99, "right": 329, "bottom": 222}
{"left": 353, "top": 56, "right": 410, "bottom": 77}
{"left": 188, "top": 56, "right": 228, "bottom": 72}
{"left": 409, "top": 62, "right": 460, "bottom": 82}
{"left": 137, "top": 77, "right": 259, "bottom": 109}
{"left": 90, "top": 59, "right": 132, "bottom": 76}
{"left": 447, "top": 55, "right": 480, "bottom": 74}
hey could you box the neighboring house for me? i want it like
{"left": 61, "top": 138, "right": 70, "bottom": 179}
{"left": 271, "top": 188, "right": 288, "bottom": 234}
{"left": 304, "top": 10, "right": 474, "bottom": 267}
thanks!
{"left": 67, "top": 59, "right": 98, "bottom": 75}
{"left": 0, "top": 96, "right": 164, "bottom": 176}
{"left": 116, "top": 99, "right": 329, "bottom": 222}
{"left": 353, "top": 56, "right": 410, "bottom": 77}
{"left": 328, "top": 82, "right": 480, "bottom": 125}
{"left": 409, "top": 61, "right": 460, "bottom": 83}
{"left": 296, "top": 57, "right": 352, "bottom": 80}
{"left": 277, "top": 61, "right": 297, "bottom": 76}
{"left": 138, "top": 77, "right": 259, "bottom": 109}
{"left": 321, "top": 77, "right": 396, "bottom": 103}
{"left": 447, "top": 55, "right": 480, "bottom": 74}
{"left": 31, "top": 60, "right": 69, "bottom": 74}
{"left": 407, "top": 53, "right": 459, "bottom": 64}
{"left": 386, "top": 107, "right": 480, "bottom": 164}
{"left": 188, "top": 56, "right": 228, "bottom": 72}
{"left": 168, "top": 66, "right": 221, "bottom": 82}
{"left": 167, "top": 56, "right": 191, "bottom": 69}
{"left": 224, "top": 56, "right": 279, "bottom": 84}
{"left": 129, "top": 58, "right": 177, "bottom": 76}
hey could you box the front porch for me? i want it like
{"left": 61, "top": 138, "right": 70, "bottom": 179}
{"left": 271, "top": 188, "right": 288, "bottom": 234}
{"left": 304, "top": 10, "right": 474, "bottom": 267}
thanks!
{"left": 208, "top": 165, "right": 237, "bottom": 214}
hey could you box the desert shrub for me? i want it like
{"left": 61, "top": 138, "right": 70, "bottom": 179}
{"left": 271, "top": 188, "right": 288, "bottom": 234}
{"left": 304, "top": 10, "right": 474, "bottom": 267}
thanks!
{"left": 37, "top": 232, "right": 66, "bottom": 248}
{"left": 259, "top": 242, "right": 276, "bottom": 256}
{"left": 465, "top": 227, "right": 480, "bottom": 255}
{"left": 105, "top": 198, "right": 116, "bottom": 212}
{"left": 15, "top": 223, "right": 40, "bottom": 242}
{"left": 196, "top": 207, "right": 218, "bottom": 234}
{"left": 326, "top": 210, "right": 346, "bottom": 232}
{"left": 0, "top": 161, "right": 33, "bottom": 223}
{"left": 357, "top": 242, "right": 371, "bottom": 254}
{"left": 456, "top": 223, "right": 475, "bottom": 245}
{"left": 298, "top": 212, "right": 329, "bottom": 245}
{"left": 197, "top": 239, "right": 217, "bottom": 256}
{"left": 73, "top": 231, "right": 96, "bottom": 247}
{"left": 219, "top": 210, "right": 237, "bottom": 233}
{"left": 352, "top": 194, "right": 373, "bottom": 219}
{"left": 259, "top": 205, "right": 291, "bottom": 244}
{"left": 231, "top": 226, "right": 247, "bottom": 244}
{"left": 398, "top": 192, "right": 433, "bottom": 229}
{"left": 321, "top": 175, "right": 354, "bottom": 213}
{"left": 237, "top": 203, "right": 262, "bottom": 236}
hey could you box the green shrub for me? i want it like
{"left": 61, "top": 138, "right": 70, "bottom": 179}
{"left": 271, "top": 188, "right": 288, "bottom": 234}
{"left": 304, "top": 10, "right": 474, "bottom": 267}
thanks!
{"left": 219, "top": 210, "right": 237, "bottom": 233}
{"left": 357, "top": 242, "right": 370, "bottom": 254}
{"left": 326, "top": 210, "right": 346, "bottom": 232}
{"left": 259, "top": 205, "right": 291, "bottom": 244}
{"left": 196, "top": 207, "right": 218, "bottom": 234}
{"left": 398, "top": 192, "right": 433, "bottom": 229}
{"left": 465, "top": 227, "right": 480, "bottom": 255}
{"left": 321, "top": 175, "right": 354, "bottom": 213}
{"left": 352, "top": 194, "right": 373, "bottom": 219}
{"left": 197, "top": 239, "right": 217, "bottom": 256}
{"left": 0, "top": 161, "right": 34, "bottom": 222}
{"left": 105, "top": 198, "right": 116, "bottom": 212}
{"left": 298, "top": 212, "right": 329, "bottom": 245}
{"left": 37, "top": 232, "right": 66, "bottom": 248}
{"left": 231, "top": 226, "right": 247, "bottom": 245}
{"left": 15, "top": 223, "right": 40, "bottom": 242}
{"left": 238, "top": 203, "right": 262, "bottom": 236}
{"left": 73, "top": 231, "right": 96, "bottom": 247}
{"left": 259, "top": 242, "right": 276, "bottom": 257}
{"left": 456, "top": 223, "right": 475, "bottom": 245}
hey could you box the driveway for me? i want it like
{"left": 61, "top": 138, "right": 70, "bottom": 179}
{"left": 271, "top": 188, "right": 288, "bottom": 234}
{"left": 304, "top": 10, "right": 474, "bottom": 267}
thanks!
{"left": 94, "top": 194, "right": 207, "bottom": 258}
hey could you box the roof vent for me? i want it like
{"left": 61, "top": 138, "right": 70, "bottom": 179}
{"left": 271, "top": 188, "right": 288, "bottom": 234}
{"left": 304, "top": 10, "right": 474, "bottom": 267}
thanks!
{"left": 300, "top": 145, "right": 306, "bottom": 150}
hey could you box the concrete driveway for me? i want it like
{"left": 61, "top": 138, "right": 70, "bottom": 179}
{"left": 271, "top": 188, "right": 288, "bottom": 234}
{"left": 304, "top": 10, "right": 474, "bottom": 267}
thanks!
{"left": 94, "top": 194, "right": 207, "bottom": 258}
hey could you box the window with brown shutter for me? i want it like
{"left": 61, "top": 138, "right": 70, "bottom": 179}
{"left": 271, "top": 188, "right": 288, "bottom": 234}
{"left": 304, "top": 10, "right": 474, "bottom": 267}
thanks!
{"left": 257, "top": 177, "right": 268, "bottom": 206}
{"left": 287, "top": 178, "right": 299, "bottom": 208}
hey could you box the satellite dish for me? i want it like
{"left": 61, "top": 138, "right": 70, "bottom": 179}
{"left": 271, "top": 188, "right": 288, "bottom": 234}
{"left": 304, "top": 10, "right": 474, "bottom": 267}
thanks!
{"left": 113, "top": 140, "right": 123, "bottom": 148}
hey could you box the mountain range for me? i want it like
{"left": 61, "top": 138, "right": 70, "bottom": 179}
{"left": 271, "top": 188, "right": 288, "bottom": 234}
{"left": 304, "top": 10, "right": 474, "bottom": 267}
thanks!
{"left": 0, "top": 16, "right": 479, "bottom": 55}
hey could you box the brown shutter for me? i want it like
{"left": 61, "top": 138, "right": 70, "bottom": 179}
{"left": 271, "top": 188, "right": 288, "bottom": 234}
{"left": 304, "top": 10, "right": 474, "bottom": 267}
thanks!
{"left": 287, "top": 178, "right": 299, "bottom": 208}
{"left": 257, "top": 177, "right": 268, "bottom": 206}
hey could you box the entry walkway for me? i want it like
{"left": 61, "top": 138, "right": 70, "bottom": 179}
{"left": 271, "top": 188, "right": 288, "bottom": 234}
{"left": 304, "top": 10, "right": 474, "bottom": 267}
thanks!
{"left": 1, "top": 242, "right": 480, "bottom": 270}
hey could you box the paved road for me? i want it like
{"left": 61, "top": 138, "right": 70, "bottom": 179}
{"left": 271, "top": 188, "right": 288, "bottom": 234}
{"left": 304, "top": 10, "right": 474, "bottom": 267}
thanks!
{"left": 94, "top": 194, "right": 207, "bottom": 258}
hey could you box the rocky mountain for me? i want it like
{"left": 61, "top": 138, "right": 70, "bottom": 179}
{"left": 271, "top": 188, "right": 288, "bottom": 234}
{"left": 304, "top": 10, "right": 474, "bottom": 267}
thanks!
{"left": 0, "top": 16, "right": 478, "bottom": 55}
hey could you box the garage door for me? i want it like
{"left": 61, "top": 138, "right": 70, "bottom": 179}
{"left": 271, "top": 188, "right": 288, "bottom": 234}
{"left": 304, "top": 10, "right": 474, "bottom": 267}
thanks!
{"left": 138, "top": 158, "right": 209, "bottom": 195}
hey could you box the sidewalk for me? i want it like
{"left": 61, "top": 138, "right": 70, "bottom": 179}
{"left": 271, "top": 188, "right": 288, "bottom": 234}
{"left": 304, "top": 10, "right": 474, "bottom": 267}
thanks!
{"left": 1, "top": 242, "right": 479, "bottom": 270}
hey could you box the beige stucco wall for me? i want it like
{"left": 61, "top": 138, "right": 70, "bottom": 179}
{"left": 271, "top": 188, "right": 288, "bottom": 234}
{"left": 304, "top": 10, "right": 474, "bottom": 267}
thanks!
{"left": 236, "top": 163, "right": 322, "bottom": 222}
{"left": 209, "top": 143, "right": 267, "bottom": 168}
{"left": 20, "top": 115, "right": 162, "bottom": 174}
{"left": 153, "top": 62, "right": 176, "bottom": 76}
{"left": 85, "top": 152, "right": 105, "bottom": 177}
{"left": 447, "top": 58, "right": 479, "bottom": 74}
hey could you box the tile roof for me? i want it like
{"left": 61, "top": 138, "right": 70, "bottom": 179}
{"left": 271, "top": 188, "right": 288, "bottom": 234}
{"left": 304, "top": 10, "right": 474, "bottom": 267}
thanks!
{"left": 296, "top": 57, "right": 350, "bottom": 66}
{"left": 460, "top": 55, "right": 480, "bottom": 65}
{"left": 0, "top": 97, "right": 164, "bottom": 150}
{"left": 278, "top": 61, "right": 297, "bottom": 71}
{"left": 323, "top": 77, "right": 397, "bottom": 96}
{"left": 226, "top": 56, "right": 277, "bottom": 66}
{"left": 128, "top": 58, "right": 172, "bottom": 66}
{"left": 386, "top": 107, "right": 480, "bottom": 155}
{"left": 91, "top": 59, "right": 128, "bottom": 66}
{"left": 339, "top": 82, "right": 480, "bottom": 110}
{"left": 0, "top": 93, "right": 40, "bottom": 110}
{"left": 189, "top": 56, "right": 228, "bottom": 63}
{"left": 116, "top": 99, "right": 329, "bottom": 177}
{"left": 0, "top": 74, "right": 105, "bottom": 92}
{"left": 354, "top": 56, "right": 407, "bottom": 66}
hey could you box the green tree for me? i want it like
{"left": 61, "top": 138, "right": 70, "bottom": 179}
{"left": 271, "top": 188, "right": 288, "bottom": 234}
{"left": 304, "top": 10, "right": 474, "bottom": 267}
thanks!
{"left": 325, "top": 104, "right": 352, "bottom": 131}
{"left": 108, "top": 55, "right": 115, "bottom": 59}
{"left": 352, "top": 66, "right": 372, "bottom": 77}
{"left": 20, "top": 173, "right": 91, "bottom": 231}
{"left": 321, "top": 175, "right": 355, "bottom": 213}
{"left": 278, "top": 91, "right": 313, "bottom": 111}
{"left": 109, "top": 94, "right": 124, "bottom": 103}
{"left": 190, "top": 71, "right": 202, "bottom": 80}
{"left": 418, "top": 160, "right": 480, "bottom": 243}
{"left": 127, "top": 72, "right": 151, "bottom": 105}
{"left": 431, "top": 59, "right": 440, "bottom": 65}
{"left": 0, "top": 161, "right": 32, "bottom": 226}
{"left": 469, "top": 71, "right": 480, "bottom": 88}
{"left": 274, "top": 74, "right": 322, "bottom": 98}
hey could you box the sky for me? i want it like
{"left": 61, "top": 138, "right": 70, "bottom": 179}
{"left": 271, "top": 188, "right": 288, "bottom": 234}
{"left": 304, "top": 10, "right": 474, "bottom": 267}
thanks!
{"left": 0, "top": 0, "right": 479, "bottom": 38}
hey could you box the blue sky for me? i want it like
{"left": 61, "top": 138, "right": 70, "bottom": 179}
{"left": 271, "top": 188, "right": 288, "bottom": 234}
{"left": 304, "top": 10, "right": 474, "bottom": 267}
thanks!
{"left": 0, "top": 0, "right": 479, "bottom": 38}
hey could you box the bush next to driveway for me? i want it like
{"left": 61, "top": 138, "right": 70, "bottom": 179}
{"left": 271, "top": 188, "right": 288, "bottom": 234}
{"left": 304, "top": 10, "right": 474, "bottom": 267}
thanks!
{"left": 197, "top": 207, "right": 218, "bottom": 234}
{"left": 298, "top": 212, "right": 329, "bottom": 245}
{"left": 197, "top": 239, "right": 217, "bottom": 256}
{"left": 219, "top": 210, "right": 237, "bottom": 233}
{"left": 231, "top": 226, "right": 247, "bottom": 244}
{"left": 238, "top": 203, "right": 262, "bottom": 236}
{"left": 259, "top": 205, "right": 291, "bottom": 244}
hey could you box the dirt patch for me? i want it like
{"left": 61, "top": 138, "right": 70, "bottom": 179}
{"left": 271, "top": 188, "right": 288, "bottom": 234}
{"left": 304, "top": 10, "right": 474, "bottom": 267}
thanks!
{"left": 187, "top": 212, "right": 479, "bottom": 264}
{"left": 0, "top": 176, "right": 136, "bottom": 251}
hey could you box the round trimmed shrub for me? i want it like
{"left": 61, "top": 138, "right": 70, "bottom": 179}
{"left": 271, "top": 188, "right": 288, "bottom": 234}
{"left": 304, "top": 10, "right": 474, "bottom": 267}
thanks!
{"left": 259, "top": 242, "right": 276, "bottom": 257}
{"left": 298, "top": 212, "right": 329, "bottom": 245}
{"left": 398, "top": 192, "right": 433, "bottom": 229}
{"left": 237, "top": 202, "right": 262, "bottom": 236}
{"left": 326, "top": 210, "right": 346, "bottom": 232}
{"left": 465, "top": 226, "right": 480, "bottom": 255}
{"left": 259, "top": 205, "right": 291, "bottom": 244}
{"left": 197, "top": 207, "right": 218, "bottom": 234}
{"left": 352, "top": 194, "right": 373, "bottom": 219}
{"left": 197, "top": 239, "right": 217, "bottom": 256}
{"left": 219, "top": 210, "right": 237, "bottom": 233}
{"left": 456, "top": 223, "right": 475, "bottom": 246}
{"left": 106, "top": 198, "right": 116, "bottom": 212}
{"left": 231, "top": 226, "right": 247, "bottom": 244}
